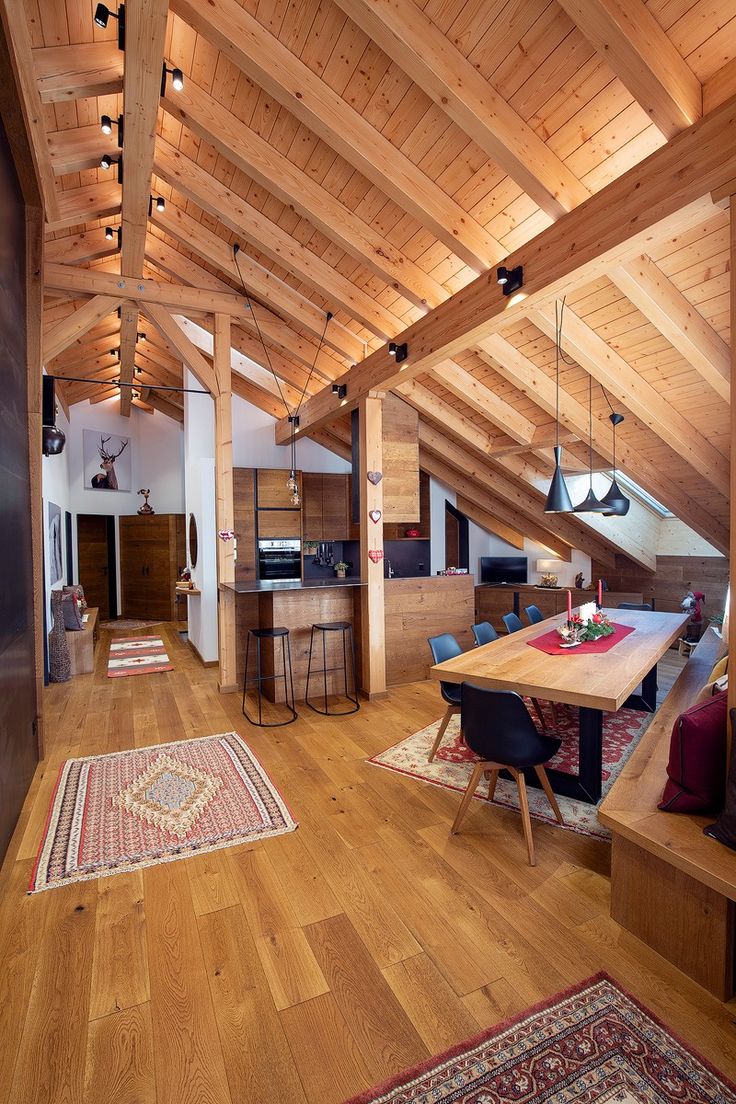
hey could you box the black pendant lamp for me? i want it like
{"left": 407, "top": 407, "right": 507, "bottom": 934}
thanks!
{"left": 601, "top": 411, "right": 630, "bottom": 516}
{"left": 544, "top": 302, "right": 573, "bottom": 513}
{"left": 573, "top": 373, "right": 608, "bottom": 513}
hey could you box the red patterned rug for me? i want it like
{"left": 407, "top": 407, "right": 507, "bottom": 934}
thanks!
{"left": 107, "top": 634, "right": 173, "bottom": 677}
{"left": 342, "top": 973, "right": 735, "bottom": 1104}
{"left": 30, "top": 732, "right": 296, "bottom": 892}
{"left": 369, "top": 702, "right": 651, "bottom": 840}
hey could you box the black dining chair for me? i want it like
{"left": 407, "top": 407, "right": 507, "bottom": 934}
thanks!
{"left": 618, "top": 602, "right": 652, "bottom": 610}
{"left": 502, "top": 611, "right": 524, "bottom": 634}
{"left": 452, "top": 683, "right": 563, "bottom": 866}
{"left": 471, "top": 621, "right": 498, "bottom": 646}
{"left": 525, "top": 604, "right": 544, "bottom": 625}
{"left": 427, "top": 633, "right": 463, "bottom": 762}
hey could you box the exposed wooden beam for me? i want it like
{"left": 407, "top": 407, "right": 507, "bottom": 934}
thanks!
{"left": 161, "top": 75, "right": 447, "bottom": 312}
{"left": 44, "top": 229, "right": 119, "bottom": 266}
{"left": 609, "top": 254, "right": 730, "bottom": 402}
{"left": 397, "top": 380, "right": 495, "bottom": 455}
{"left": 556, "top": 0, "right": 701, "bottom": 139}
{"left": 455, "top": 494, "right": 525, "bottom": 551}
{"left": 530, "top": 305, "right": 729, "bottom": 498}
{"left": 309, "top": 428, "right": 352, "bottom": 463}
{"left": 48, "top": 124, "right": 118, "bottom": 175}
{"left": 150, "top": 203, "right": 363, "bottom": 363}
{"left": 139, "top": 304, "right": 217, "bottom": 395}
{"left": 430, "top": 360, "right": 537, "bottom": 443}
{"left": 153, "top": 138, "right": 404, "bottom": 340}
{"left": 334, "top": 0, "right": 590, "bottom": 219}
{"left": 275, "top": 92, "right": 735, "bottom": 442}
{"left": 231, "top": 374, "right": 290, "bottom": 419}
{"left": 147, "top": 392, "right": 184, "bottom": 422}
{"left": 704, "top": 59, "right": 736, "bottom": 115}
{"left": 43, "top": 295, "right": 122, "bottom": 363}
{"left": 214, "top": 313, "right": 236, "bottom": 690}
{"left": 478, "top": 331, "right": 729, "bottom": 554}
{"left": 34, "top": 42, "right": 123, "bottom": 103}
{"left": 48, "top": 181, "right": 121, "bottom": 232}
{"left": 169, "top": 0, "right": 504, "bottom": 272}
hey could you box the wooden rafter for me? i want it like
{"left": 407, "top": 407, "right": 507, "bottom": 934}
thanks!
{"left": 45, "top": 229, "right": 119, "bottom": 266}
{"left": 49, "top": 181, "right": 121, "bottom": 232}
{"left": 429, "top": 361, "right": 537, "bottom": 444}
{"left": 34, "top": 42, "right": 123, "bottom": 103}
{"left": 455, "top": 495, "right": 525, "bottom": 552}
{"left": 139, "top": 304, "right": 216, "bottom": 394}
{"left": 43, "top": 295, "right": 122, "bottom": 363}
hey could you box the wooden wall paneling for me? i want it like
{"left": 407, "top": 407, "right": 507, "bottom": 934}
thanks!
{"left": 381, "top": 394, "right": 420, "bottom": 523}
{"left": 385, "top": 576, "right": 474, "bottom": 686}
{"left": 321, "top": 474, "right": 350, "bottom": 542}
{"left": 590, "top": 555, "right": 728, "bottom": 617}
{"left": 359, "top": 393, "right": 387, "bottom": 697}
{"left": 233, "top": 468, "right": 256, "bottom": 582}
{"left": 302, "top": 472, "right": 324, "bottom": 541}
{"left": 384, "top": 471, "right": 430, "bottom": 541}
{"left": 214, "top": 313, "right": 236, "bottom": 692}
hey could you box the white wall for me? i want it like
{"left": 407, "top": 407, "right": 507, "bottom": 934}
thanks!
{"left": 231, "top": 395, "right": 351, "bottom": 473}
{"left": 42, "top": 404, "right": 72, "bottom": 631}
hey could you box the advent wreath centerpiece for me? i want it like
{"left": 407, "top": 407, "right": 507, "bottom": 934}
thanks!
{"left": 557, "top": 601, "right": 615, "bottom": 648}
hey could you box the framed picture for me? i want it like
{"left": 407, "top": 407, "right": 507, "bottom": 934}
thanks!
{"left": 48, "top": 501, "right": 63, "bottom": 586}
{"left": 83, "top": 430, "right": 131, "bottom": 491}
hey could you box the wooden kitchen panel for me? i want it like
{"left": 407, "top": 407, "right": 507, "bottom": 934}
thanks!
{"left": 257, "top": 468, "right": 301, "bottom": 509}
{"left": 385, "top": 576, "right": 474, "bottom": 687}
{"left": 234, "top": 467, "right": 257, "bottom": 581}
{"left": 257, "top": 510, "right": 302, "bottom": 540}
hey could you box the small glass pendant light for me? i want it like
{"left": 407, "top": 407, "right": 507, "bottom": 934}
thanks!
{"left": 543, "top": 301, "right": 573, "bottom": 513}
{"left": 601, "top": 411, "right": 630, "bottom": 516}
{"left": 573, "top": 373, "right": 608, "bottom": 513}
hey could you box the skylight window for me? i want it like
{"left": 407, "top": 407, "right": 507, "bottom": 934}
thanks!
{"left": 613, "top": 472, "right": 674, "bottom": 518}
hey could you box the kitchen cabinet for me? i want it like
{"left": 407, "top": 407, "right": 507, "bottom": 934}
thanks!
{"left": 257, "top": 467, "right": 301, "bottom": 509}
{"left": 257, "top": 509, "right": 302, "bottom": 539}
{"left": 302, "top": 472, "right": 349, "bottom": 540}
{"left": 234, "top": 468, "right": 257, "bottom": 581}
{"left": 120, "top": 514, "right": 185, "bottom": 621}
{"left": 383, "top": 471, "right": 430, "bottom": 540}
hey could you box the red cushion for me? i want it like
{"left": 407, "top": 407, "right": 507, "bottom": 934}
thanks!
{"left": 659, "top": 690, "right": 727, "bottom": 813}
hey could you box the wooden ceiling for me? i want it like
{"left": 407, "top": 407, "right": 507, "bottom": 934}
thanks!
{"left": 8, "top": 0, "right": 736, "bottom": 567}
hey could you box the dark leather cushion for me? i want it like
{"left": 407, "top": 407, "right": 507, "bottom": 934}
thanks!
{"left": 704, "top": 708, "right": 736, "bottom": 850}
{"left": 61, "top": 591, "right": 83, "bottom": 631}
{"left": 659, "top": 690, "right": 727, "bottom": 813}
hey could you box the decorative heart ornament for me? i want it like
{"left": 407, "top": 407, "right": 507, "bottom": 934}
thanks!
{"left": 367, "top": 471, "right": 383, "bottom": 485}
{"left": 368, "top": 549, "right": 384, "bottom": 563}
{"left": 369, "top": 509, "right": 382, "bottom": 523}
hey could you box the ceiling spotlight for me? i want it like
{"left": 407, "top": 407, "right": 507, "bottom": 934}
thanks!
{"left": 105, "top": 225, "right": 114, "bottom": 239}
{"left": 94, "top": 3, "right": 125, "bottom": 49}
{"left": 149, "top": 195, "right": 165, "bottom": 214}
{"left": 100, "top": 153, "right": 123, "bottom": 182}
{"left": 104, "top": 226, "right": 122, "bottom": 247}
{"left": 100, "top": 113, "right": 123, "bottom": 146}
{"left": 161, "top": 63, "right": 185, "bottom": 95}
{"left": 331, "top": 383, "right": 347, "bottom": 400}
{"left": 137, "top": 332, "right": 147, "bottom": 342}
{"left": 109, "top": 348, "right": 119, "bottom": 359}
{"left": 496, "top": 264, "right": 524, "bottom": 296}
{"left": 387, "top": 341, "right": 408, "bottom": 363}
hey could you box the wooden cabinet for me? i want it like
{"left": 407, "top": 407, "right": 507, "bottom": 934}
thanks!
{"left": 234, "top": 468, "right": 257, "bottom": 581}
{"left": 257, "top": 468, "right": 301, "bottom": 509}
{"left": 119, "top": 514, "right": 185, "bottom": 621}
{"left": 303, "top": 472, "right": 350, "bottom": 540}
{"left": 257, "top": 510, "right": 302, "bottom": 539}
{"left": 383, "top": 471, "right": 430, "bottom": 540}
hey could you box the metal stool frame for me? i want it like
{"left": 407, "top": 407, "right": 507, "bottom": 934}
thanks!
{"left": 242, "top": 627, "right": 297, "bottom": 727}
{"left": 305, "top": 622, "right": 360, "bottom": 716}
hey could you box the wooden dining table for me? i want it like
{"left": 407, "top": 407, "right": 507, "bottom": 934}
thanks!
{"left": 430, "top": 607, "right": 689, "bottom": 804}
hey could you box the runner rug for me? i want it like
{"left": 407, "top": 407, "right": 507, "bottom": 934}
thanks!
{"left": 30, "top": 732, "right": 296, "bottom": 892}
{"left": 100, "top": 618, "right": 163, "bottom": 631}
{"left": 368, "top": 702, "right": 651, "bottom": 840}
{"left": 107, "top": 634, "right": 173, "bottom": 677}
{"left": 343, "top": 973, "right": 735, "bottom": 1104}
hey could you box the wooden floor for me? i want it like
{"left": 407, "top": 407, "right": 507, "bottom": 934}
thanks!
{"left": 1, "top": 625, "right": 734, "bottom": 1104}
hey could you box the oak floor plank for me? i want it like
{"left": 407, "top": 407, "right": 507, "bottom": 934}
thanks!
{"left": 88, "top": 871, "right": 149, "bottom": 1020}
{"left": 381, "top": 952, "right": 480, "bottom": 1053}
{"left": 263, "top": 830, "right": 342, "bottom": 926}
{"left": 232, "top": 847, "right": 300, "bottom": 938}
{"left": 279, "top": 992, "right": 373, "bottom": 1104}
{"left": 255, "top": 926, "right": 330, "bottom": 1011}
{"left": 83, "top": 1003, "right": 155, "bottom": 1104}
{"left": 187, "top": 850, "right": 242, "bottom": 917}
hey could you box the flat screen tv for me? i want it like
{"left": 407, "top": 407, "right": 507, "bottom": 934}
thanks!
{"left": 480, "top": 556, "right": 528, "bottom": 584}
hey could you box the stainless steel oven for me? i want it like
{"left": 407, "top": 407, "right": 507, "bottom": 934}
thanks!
{"left": 257, "top": 539, "right": 302, "bottom": 581}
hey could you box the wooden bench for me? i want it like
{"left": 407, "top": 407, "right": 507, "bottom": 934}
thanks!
{"left": 599, "top": 627, "right": 735, "bottom": 1000}
{"left": 66, "top": 607, "right": 99, "bottom": 676}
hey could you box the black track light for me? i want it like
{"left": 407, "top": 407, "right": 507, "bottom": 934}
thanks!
{"left": 109, "top": 348, "right": 119, "bottom": 359}
{"left": 332, "top": 383, "right": 347, "bottom": 400}
{"left": 104, "top": 226, "right": 122, "bottom": 248}
{"left": 105, "top": 225, "right": 114, "bottom": 239}
{"left": 161, "top": 63, "right": 185, "bottom": 95}
{"left": 496, "top": 264, "right": 524, "bottom": 296}
{"left": 94, "top": 3, "right": 125, "bottom": 49}
{"left": 137, "top": 332, "right": 147, "bottom": 342}
{"left": 387, "top": 341, "right": 408, "bottom": 363}
{"left": 148, "top": 195, "right": 165, "bottom": 215}
{"left": 100, "top": 113, "right": 123, "bottom": 146}
{"left": 100, "top": 153, "right": 123, "bottom": 183}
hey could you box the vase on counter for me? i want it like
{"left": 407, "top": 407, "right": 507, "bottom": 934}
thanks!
{"left": 49, "top": 589, "right": 71, "bottom": 682}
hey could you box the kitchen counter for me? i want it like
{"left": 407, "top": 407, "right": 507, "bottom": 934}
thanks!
{"left": 222, "top": 577, "right": 365, "bottom": 594}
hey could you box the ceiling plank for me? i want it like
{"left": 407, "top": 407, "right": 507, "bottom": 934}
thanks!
{"left": 703, "top": 58, "right": 736, "bottom": 114}
{"left": 154, "top": 138, "right": 404, "bottom": 340}
{"left": 161, "top": 76, "right": 446, "bottom": 312}
{"left": 48, "top": 181, "right": 121, "bottom": 232}
{"left": 150, "top": 202, "right": 363, "bottom": 363}
{"left": 430, "top": 360, "right": 537, "bottom": 444}
{"left": 169, "top": 0, "right": 503, "bottom": 272}
{"left": 608, "top": 255, "right": 730, "bottom": 402}
{"left": 34, "top": 42, "right": 123, "bottom": 103}
{"left": 43, "top": 295, "right": 122, "bottom": 364}
{"left": 529, "top": 305, "right": 729, "bottom": 498}
{"left": 45, "top": 229, "right": 119, "bottom": 266}
{"left": 478, "top": 332, "right": 729, "bottom": 554}
{"left": 118, "top": 0, "right": 169, "bottom": 417}
{"left": 140, "top": 303, "right": 217, "bottom": 395}
{"left": 274, "top": 89, "right": 735, "bottom": 442}
{"left": 556, "top": 0, "right": 701, "bottom": 139}
{"left": 48, "top": 124, "right": 118, "bottom": 175}
{"left": 455, "top": 494, "right": 525, "bottom": 551}
{"left": 397, "top": 380, "right": 495, "bottom": 454}
{"left": 334, "top": 0, "right": 590, "bottom": 219}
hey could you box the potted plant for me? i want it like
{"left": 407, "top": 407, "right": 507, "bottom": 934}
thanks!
{"left": 334, "top": 561, "right": 349, "bottom": 579}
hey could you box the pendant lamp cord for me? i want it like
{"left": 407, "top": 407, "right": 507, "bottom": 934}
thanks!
{"left": 588, "top": 372, "right": 594, "bottom": 490}
{"left": 233, "top": 246, "right": 291, "bottom": 419}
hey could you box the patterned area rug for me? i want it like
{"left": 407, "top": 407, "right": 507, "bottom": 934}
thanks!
{"left": 100, "top": 618, "right": 163, "bottom": 631}
{"left": 343, "top": 973, "right": 735, "bottom": 1104}
{"left": 30, "top": 732, "right": 296, "bottom": 892}
{"left": 107, "top": 634, "right": 173, "bottom": 677}
{"left": 369, "top": 703, "right": 652, "bottom": 840}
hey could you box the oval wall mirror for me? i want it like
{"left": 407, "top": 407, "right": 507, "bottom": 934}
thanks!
{"left": 189, "top": 513, "right": 198, "bottom": 569}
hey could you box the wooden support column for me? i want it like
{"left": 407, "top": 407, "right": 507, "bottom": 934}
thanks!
{"left": 729, "top": 196, "right": 736, "bottom": 749}
{"left": 213, "top": 313, "right": 236, "bottom": 693}
{"left": 359, "top": 392, "right": 387, "bottom": 698}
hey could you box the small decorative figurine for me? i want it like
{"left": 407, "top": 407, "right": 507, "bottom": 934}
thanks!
{"left": 137, "top": 488, "right": 154, "bottom": 514}
{"left": 574, "top": 572, "right": 584, "bottom": 589}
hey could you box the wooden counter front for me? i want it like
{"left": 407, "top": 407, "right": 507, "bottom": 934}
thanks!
{"left": 385, "top": 575, "right": 475, "bottom": 687}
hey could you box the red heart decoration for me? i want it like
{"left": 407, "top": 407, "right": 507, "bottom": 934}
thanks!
{"left": 368, "top": 549, "right": 384, "bottom": 563}
{"left": 369, "top": 509, "right": 382, "bottom": 523}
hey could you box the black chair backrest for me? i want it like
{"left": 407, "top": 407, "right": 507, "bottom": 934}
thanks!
{"left": 525, "top": 604, "right": 544, "bottom": 625}
{"left": 502, "top": 612, "right": 524, "bottom": 634}
{"left": 461, "top": 683, "right": 560, "bottom": 768}
{"left": 618, "top": 602, "right": 652, "bottom": 611}
{"left": 472, "top": 621, "right": 498, "bottom": 646}
{"left": 428, "top": 633, "right": 463, "bottom": 704}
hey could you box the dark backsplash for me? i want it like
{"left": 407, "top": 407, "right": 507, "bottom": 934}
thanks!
{"left": 302, "top": 539, "right": 430, "bottom": 580}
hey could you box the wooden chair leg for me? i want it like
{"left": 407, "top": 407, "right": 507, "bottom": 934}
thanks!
{"left": 451, "top": 762, "right": 486, "bottom": 834}
{"left": 486, "top": 769, "right": 499, "bottom": 801}
{"left": 549, "top": 701, "right": 559, "bottom": 729}
{"left": 428, "top": 706, "right": 457, "bottom": 762}
{"left": 534, "top": 765, "right": 564, "bottom": 824}
{"left": 509, "top": 768, "right": 536, "bottom": 866}
{"left": 530, "top": 698, "right": 547, "bottom": 730}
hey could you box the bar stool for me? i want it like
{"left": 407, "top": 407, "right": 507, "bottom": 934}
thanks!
{"left": 242, "top": 626, "right": 297, "bottom": 727}
{"left": 305, "top": 621, "right": 360, "bottom": 716}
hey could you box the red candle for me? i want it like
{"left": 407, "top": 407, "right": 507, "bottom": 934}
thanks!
{"left": 567, "top": 590, "right": 572, "bottom": 621}
{"left": 598, "top": 578, "right": 603, "bottom": 606}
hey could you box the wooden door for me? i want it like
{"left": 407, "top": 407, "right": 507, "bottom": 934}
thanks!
{"left": 77, "top": 514, "right": 114, "bottom": 619}
{"left": 322, "top": 474, "right": 349, "bottom": 540}
{"left": 120, "top": 514, "right": 180, "bottom": 621}
{"left": 302, "top": 472, "right": 323, "bottom": 540}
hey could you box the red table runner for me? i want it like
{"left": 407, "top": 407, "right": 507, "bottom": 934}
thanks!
{"left": 527, "top": 622, "right": 636, "bottom": 656}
